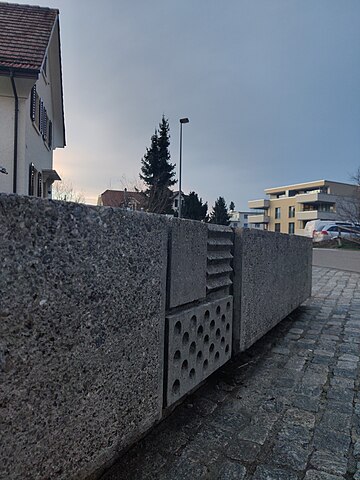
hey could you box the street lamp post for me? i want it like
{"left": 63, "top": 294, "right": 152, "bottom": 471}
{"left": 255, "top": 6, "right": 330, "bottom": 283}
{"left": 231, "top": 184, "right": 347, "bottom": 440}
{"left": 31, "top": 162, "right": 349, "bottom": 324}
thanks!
{"left": 178, "top": 117, "right": 189, "bottom": 219}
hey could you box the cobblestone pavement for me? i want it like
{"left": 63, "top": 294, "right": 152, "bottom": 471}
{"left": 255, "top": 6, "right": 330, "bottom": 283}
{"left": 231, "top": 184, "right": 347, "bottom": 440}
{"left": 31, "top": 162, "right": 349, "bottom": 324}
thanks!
{"left": 102, "top": 267, "right": 360, "bottom": 480}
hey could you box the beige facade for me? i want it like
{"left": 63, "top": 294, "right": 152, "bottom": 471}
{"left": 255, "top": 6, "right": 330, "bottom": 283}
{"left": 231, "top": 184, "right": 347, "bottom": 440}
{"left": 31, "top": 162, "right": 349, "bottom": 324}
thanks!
{"left": 248, "top": 180, "right": 357, "bottom": 235}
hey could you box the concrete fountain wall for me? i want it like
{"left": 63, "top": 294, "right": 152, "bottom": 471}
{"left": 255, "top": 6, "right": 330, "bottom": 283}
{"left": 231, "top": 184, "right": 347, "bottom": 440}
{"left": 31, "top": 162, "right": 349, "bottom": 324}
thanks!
{"left": 0, "top": 194, "right": 312, "bottom": 480}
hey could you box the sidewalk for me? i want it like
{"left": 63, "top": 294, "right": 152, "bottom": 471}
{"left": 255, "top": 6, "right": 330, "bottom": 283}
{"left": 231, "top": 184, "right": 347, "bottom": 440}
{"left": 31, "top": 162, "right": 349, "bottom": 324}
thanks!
{"left": 102, "top": 267, "right": 360, "bottom": 480}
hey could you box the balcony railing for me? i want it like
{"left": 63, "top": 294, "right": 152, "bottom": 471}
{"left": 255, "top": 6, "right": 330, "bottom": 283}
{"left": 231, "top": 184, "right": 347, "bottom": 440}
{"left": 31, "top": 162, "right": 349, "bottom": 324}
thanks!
{"left": 248, "top": 199, "right": 270, "bottom": 210}
{"left": 248, "top": 214, "right": 270, "bottom": 224}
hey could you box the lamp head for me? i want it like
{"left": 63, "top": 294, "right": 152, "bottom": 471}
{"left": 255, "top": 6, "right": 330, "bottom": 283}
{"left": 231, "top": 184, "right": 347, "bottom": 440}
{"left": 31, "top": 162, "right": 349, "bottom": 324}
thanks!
{"left": 180, "top": 118, "right": 189, "bottom": 124}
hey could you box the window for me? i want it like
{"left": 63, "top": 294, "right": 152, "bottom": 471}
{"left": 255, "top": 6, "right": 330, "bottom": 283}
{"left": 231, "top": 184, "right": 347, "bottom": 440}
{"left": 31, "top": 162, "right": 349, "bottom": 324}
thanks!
{"left": 29, "top": 163, "right": 37, "bottom": 196}
{"left": 288, "top": 206, "right": 295, "bottom": 218}
{"left": 288, "top": 222, "right": 295, "bottom": 234}
{"left": 244, "top": 223, "right": 248, "bottom": 228}
{"left": 255, "top": 223, "right": 260, "bottom": 228}
{"left": 244, "top": 214, "right": 248, "bottom": 219}
{"left": 275, "top": 223, "right": 281, "bottom": 232}
{"left": 174, "top": 199, "right": 178, "bottom": 208}
{"left": 30, "top": 84, "right": 52, "bottom": 149}
{"left": 275, "top": 207, "right": 281, "bottom": 219}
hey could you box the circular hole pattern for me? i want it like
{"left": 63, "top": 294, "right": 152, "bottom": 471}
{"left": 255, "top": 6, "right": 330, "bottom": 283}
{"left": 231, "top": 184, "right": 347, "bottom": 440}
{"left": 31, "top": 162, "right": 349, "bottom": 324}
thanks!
{"left": 221, "top": 336, "right": 225, "bottom": 345}
{"left": 181, "top": 359, "right": 188, "bottom": 372}
{"left": 216, "top": 328, "right": 221, "bottom": 339}
{"left": 221, "top": 314, "right": 226, "bottom": 323}
{"left": 189, "top": 368, "right": 195, "bottom": 379}
{"left": 225, "top": 344, "right": 230, "bottom": 354}
{"left": 209, "top": 343, "right": 215, "bottom": 353}
{"left": 215, "top": 351, "right": 220, "bottom": 361}
{"left": 190, "top": 315, "right": 197, "bottom": 329}
{"left": 189, "top": 341, "right": 196, "bottom": 354}
{"left": 182, "top": 332, "right": 189, "bottom": 345}
{"left": 216, "top": 306, "right": 221, "bottom": 315}
{"left": 174, "top": 350, "right": 181, "bottom": 362}
{"left": 226, "top": 323, "right": 230, "bottom": 332}
{"left": 203, "top": 359, "right": 209, "bottom": 370}
{"left": 226, "top": 301, "right": 231, "bottom": 311}
{"left": 197, "top": 351, "right": 203, "bottom": 363}
{"left": 174, "top": 321, "right": 182, "bottom": 335}
{"left": 210, "top": 320, "right": 215, "bottom": 330}
{"left": 204, "top": 334, "right": 209, "bottom": 345}
{"left": 172, "top": 379, "right": 180, "bottom": 394}
{"left": 204, "top": 310, "right": 210, "bottom": 320}
{"left": 197, "top": 325, "right": 204, "bottom": 337}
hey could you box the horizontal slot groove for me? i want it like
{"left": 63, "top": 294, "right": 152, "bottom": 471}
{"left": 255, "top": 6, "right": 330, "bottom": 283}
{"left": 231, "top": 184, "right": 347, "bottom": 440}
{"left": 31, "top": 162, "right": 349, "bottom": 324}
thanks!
{"left": 207, "top": 251, "right": 233, "bottom": 261}
{"left": 207, "top": 264, "right": 233, "bottom": 276}
{"left": 207, "top": 238, "right": 233, "bottom": 247}
{"left": 206, "top": 276, "right": 232, "bottom": 290}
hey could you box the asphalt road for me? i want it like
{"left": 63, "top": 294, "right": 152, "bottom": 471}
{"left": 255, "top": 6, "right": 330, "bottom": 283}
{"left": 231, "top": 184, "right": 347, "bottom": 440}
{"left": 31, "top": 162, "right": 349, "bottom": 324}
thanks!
{"left": 313, "top": 248, "right": 360, "bottom": 273}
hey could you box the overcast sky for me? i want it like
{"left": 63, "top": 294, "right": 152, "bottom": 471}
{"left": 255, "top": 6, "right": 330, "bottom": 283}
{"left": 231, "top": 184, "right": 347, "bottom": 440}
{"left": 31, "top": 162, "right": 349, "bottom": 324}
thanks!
{"left": 19, "top": 0, "right": 360, "bottom": 209}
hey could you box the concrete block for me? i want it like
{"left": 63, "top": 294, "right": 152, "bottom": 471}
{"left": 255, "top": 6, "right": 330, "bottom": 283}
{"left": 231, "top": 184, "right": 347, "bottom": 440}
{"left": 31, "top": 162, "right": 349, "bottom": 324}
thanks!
{"left": 233, "top": 229, "right": 312, "bottom": 353}
{"left": 0, "top": 194, "right": 168, "bottom": 480}
{"left": 167, "top": 218, "right": 207, "bottom": 308}
{"left": 165, "top": 296, "right": 233, "bottom": 407}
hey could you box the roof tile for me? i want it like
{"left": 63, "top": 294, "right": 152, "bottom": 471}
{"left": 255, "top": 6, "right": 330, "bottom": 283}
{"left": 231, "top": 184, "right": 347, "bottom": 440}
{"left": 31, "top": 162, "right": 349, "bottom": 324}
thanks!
{"left": 0, "top": 2, "right": 58, "bottom": 72}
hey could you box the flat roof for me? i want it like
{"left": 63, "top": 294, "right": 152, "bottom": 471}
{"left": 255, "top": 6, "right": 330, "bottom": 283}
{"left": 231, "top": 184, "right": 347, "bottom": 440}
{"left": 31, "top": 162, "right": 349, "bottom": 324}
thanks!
{"left": 264, "top": 180, "right": 355, "bottom": 194}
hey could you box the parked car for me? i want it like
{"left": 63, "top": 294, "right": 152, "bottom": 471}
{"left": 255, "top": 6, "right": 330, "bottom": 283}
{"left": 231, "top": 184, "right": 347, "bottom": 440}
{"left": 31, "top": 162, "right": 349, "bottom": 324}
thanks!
{"left": 304, "top": 220, "right": 354, "bottom": 238}
{"left": 313, "top": 224, "right": 360, "bottom": 243}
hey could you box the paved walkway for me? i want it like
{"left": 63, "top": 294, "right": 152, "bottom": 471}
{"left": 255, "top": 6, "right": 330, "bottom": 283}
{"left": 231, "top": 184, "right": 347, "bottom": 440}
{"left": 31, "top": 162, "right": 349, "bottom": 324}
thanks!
{"left": 102, "top": 267, "right": 360, "bottom": 480}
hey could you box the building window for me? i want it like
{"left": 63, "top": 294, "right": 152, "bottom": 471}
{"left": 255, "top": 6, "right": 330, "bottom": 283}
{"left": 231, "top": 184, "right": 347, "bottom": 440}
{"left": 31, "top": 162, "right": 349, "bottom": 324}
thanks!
{"left": 30, "top": 85, "right": 52, "bottom": 149}
{"left": 289, "top": 206, "right": 295, "bottom": 218}
{"left": 288, "top": 222, "right": 295, "bottom": 234}
{"left": 275, "top": 223, "right": 281, "bottom": 232}
{"left": 244, "top": 214, "right": 248, "bottom": 219}
{"left": 174, "top": 199, "right": 178, "bottom": 208}
{"left": 275, "top": 207, "right": 281, "bottom": 219}
{"left": 244, "top": 223, "right": 248, "bottom": 228}
{"left": 255, "top": 223, "right": 260, "bottom": 228}
{"left": 29, "top": 163, "right": 37, "bottom": 196}
{"left": 37, "top": 172, "right": 43, "bottom": 198}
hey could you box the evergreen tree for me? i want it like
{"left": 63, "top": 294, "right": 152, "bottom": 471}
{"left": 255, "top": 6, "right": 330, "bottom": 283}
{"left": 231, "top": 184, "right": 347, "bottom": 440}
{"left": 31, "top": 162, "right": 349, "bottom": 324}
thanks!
{"left": 229, "top": 201, "right": 235, "bottom": 211}
{"left": 140, "top": 116, "right": 176, "bottom": 213}
{"left": 209, "top": 196, "right": 231, "bottom": 225}
{"left": 183, "top": 191, "right": 208, "bottom": 221}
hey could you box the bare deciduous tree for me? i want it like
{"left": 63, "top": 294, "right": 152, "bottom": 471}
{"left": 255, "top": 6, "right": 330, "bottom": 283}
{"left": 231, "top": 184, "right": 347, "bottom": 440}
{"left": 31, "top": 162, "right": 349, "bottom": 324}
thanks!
{"left": 52, "top": 179, "right": 85, "bottom": 203}
{"left": 338, "top": 166, "right": 360, "bottom": 224}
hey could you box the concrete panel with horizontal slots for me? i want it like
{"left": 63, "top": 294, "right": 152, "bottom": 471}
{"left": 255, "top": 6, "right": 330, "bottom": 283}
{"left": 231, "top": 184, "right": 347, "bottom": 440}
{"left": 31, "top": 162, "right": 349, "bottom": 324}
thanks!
{"left": 233, "top": 228, "right": 312, "bottom": 353}
{"left": 165, "top": 296, "right": 233, "bottom": 407}
{"left": 167, "top": 218, "right": 207, "bottom": 308}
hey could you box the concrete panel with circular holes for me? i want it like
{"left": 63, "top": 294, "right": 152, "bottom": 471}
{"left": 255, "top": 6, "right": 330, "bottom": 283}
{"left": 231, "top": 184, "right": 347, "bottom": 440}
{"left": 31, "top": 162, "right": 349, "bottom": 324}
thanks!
{"left": 164, "top": 296, "right": 233, "bottom": 407}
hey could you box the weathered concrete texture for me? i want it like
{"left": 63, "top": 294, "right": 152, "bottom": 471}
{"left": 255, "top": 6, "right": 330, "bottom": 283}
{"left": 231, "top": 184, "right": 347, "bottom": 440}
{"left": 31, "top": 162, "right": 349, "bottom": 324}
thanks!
{"left": 233, "top": 229, "right": 312, "bottom": 353}
{"left": 101, "top": 267, "right": 360, "bottom": 480}
{"left": 165, "top": 296, "right": 233, "bottom": 407}
{"left": 0, "top": 194, "right": 168, "bottom": 480}
{"left": 167, "top": 218, "right": 207, "bottom": 308}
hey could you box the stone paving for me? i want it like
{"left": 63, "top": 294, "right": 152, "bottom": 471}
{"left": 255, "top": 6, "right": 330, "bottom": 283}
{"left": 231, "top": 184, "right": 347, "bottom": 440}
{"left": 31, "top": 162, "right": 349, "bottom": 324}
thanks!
{"left": 102, "top": 267, "right": 360, "bottom": 480}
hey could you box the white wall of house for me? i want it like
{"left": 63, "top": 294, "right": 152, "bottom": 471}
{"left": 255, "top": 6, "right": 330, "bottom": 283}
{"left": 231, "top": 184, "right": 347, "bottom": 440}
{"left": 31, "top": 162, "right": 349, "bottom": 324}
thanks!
{"left": 0, "top": 89, "right": 14, "bottom": 194}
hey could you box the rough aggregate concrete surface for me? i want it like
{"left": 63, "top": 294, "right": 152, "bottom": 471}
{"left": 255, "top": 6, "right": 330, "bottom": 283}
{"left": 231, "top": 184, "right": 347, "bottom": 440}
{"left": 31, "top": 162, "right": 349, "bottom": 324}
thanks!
{"left": 233, "top": 228, "right": 312, "bottom": 353}
{"left": 0, "top": 194, "right": 168, "bottom": 480}
{"left": 102, "top": 267, "right": 360, "bottom": 480}
{"left": 167, "top": 218, "right": 207, "bottom": 309}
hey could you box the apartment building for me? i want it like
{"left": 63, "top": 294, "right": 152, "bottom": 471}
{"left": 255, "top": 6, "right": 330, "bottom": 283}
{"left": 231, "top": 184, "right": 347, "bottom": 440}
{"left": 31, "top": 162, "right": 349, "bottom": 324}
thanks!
{"left": 229, "top": 211, "right": 264, "bottom": 230}
{"left": 248, "top": 180, "right": 357, "bottom": 235}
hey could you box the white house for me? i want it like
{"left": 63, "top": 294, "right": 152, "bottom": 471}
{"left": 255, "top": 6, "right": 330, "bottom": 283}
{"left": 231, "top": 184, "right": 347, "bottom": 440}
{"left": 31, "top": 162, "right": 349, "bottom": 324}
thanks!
{"left": 229, "top": 211, "right": 264, "bottom": 230}
{"left": 0, "top": 2, "right": 65, "bottom": 198}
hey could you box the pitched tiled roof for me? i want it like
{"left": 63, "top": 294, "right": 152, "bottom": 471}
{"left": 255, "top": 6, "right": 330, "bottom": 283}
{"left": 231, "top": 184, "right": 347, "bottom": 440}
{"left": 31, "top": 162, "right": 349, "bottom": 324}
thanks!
{"left": 100, "top": 190, "right": 147, "bottom": 209}
{"left": 0, "top": 2, "right": 58, "bottom": 73}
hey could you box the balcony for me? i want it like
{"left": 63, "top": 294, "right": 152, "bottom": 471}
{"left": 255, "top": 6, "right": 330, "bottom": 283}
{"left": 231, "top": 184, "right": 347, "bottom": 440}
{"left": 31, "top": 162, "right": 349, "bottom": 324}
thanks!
{"left": 297, "top": 210, "right": 338, "bottom": 221}
{"left": 295, "top": 192, "right": 337, "bottom": 205}
{"left": 248, "top": 199, "right": 270, "bottom": 210}
{"left": 248, "top": 214, "right": 270, "bottom": 224}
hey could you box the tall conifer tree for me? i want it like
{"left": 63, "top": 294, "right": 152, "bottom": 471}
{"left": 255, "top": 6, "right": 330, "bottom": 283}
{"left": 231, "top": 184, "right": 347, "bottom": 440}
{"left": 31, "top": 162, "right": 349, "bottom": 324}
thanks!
{"left": 209, "top": 197, "right": 231, "bottom": 225}
{"left": 140, "top": 116, "right": 176, "bottom": 213}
